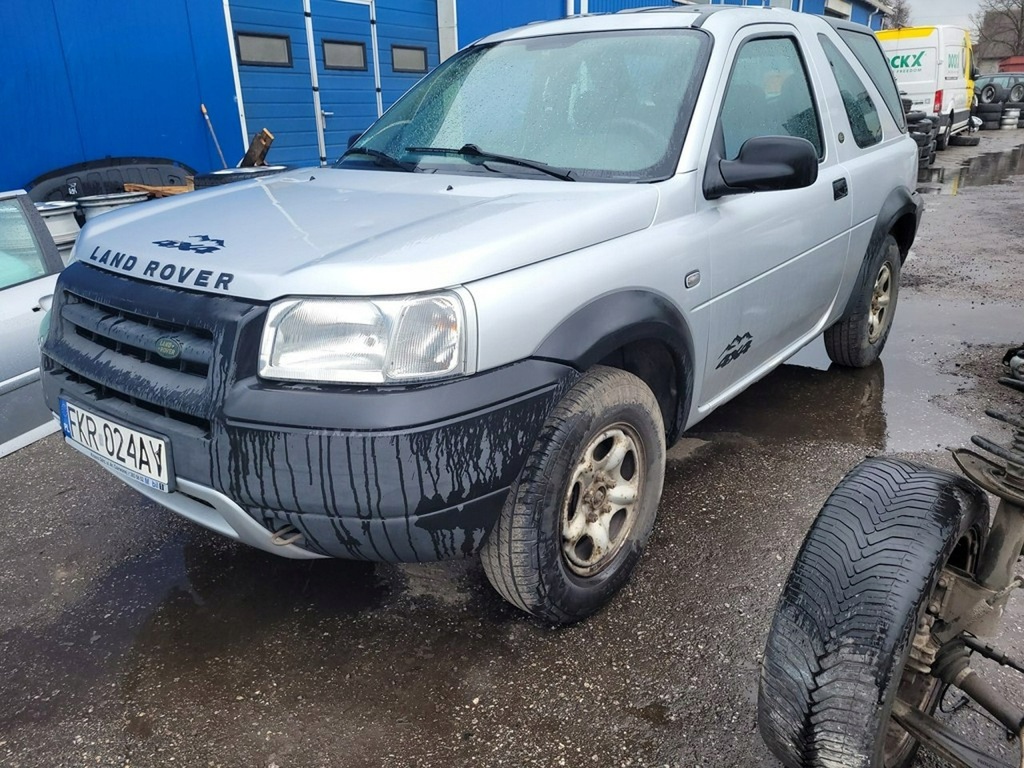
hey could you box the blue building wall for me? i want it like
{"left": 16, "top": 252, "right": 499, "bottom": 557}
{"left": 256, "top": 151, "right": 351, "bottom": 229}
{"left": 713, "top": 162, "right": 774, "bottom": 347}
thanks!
{"left": 456, "top": 0, "right": 564, "bottom": 48}
{"left": 229, "top": 0, "right": 440, "bottom": 166}
{"left": 0, "top": 0, "right": 242, "bottom": 191}
{"left": 4, "top": 0, "right": 889, "bottom": 190}
{"left": 456, "top": 0, "right": 677, "bottom": 48}
{"left": 704, "top": 0, "right": 884, "bottom": 30}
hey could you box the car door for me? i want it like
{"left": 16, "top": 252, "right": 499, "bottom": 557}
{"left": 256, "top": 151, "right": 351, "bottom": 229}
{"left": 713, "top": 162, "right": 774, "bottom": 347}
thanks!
{"left": 696, "top": 27, "right": 852, "bottom": 409}
{"left": 0, "top": 192, "right": 63, "bottom": 456}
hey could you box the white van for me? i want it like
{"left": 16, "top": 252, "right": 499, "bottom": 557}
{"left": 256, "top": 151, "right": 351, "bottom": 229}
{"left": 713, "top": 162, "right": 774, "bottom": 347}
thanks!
{"left": 877, "top": 25, "right": 977, "bottom": 149}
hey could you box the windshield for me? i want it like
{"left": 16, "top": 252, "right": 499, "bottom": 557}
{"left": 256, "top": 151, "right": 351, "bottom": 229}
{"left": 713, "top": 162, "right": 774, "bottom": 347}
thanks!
{"left": 339, "top": 28, "right": 710, "bottom": 182}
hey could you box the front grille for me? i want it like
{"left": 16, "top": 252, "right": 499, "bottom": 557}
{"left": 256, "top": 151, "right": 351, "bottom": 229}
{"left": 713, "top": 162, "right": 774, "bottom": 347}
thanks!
{"left": 62, "top": 292, "right": 214, "bottom": 378}
{"left": 47, "top": 284, "right": 221, "bottom": 434}
{"left": 53, "top": 365, "right": 211, "bottom": 433}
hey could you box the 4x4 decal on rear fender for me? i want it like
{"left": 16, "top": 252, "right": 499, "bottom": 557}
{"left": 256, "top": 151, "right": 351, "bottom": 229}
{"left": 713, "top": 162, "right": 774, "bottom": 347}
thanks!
{"left": 716, "top": 333, "right": 753, "bottom": 370}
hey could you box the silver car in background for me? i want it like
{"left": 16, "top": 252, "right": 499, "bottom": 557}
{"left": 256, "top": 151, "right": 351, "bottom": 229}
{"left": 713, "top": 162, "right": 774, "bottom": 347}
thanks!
{"left": 0, "top": 191, "right": 61, "bottom": 457}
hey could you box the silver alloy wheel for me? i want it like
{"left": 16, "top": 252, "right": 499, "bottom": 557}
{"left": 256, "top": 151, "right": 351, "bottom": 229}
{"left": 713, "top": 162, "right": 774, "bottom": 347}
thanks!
{"left": 561, "top": 424, "right": 644, "bottom": 577}
{"left": 868, "top": 262, "right": 893, "bottom": 343}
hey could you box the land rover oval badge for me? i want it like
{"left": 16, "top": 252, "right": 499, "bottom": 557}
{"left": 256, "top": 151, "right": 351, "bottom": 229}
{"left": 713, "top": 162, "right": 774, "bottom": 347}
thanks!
{"left": 155, "top": 336, "right": 183, "bottom": 360}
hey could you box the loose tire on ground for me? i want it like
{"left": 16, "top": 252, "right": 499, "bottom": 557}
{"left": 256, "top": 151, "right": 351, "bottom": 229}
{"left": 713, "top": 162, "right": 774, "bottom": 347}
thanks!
{"left": 758, "top": 458, "right": 989, "bottom": 768}
{"left": 981, "top": 120, "right": 1001, "bottom": 130}
{"left": 948, "top": 134, "right": 981, "bottom": 147}
{"left": 824, "top": 233, "right": 901, "bottom": 368}
{"left": 481, "top": 366, "right": 666, "bottom": 625}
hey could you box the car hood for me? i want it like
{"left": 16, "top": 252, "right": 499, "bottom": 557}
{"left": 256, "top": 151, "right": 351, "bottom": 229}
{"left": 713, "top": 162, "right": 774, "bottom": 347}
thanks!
{"left": 73, "top": 168, "right": 660, "bottom": 301}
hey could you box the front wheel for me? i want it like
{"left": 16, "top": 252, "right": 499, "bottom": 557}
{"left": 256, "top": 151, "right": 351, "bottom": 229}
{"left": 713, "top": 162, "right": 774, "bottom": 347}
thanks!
{"left": 824, "top": 233, "right": 901, "bottom": 367}
{"left": 481, "top": 366, "right": 666, "bottom": 624}
{"left": 758, "top": 458, "right": 989, "bottom": 768}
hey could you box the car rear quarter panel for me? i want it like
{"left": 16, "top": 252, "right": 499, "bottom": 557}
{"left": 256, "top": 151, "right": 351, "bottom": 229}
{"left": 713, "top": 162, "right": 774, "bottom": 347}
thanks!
{"left": 817, "top": 25, "right": 919, "bottom": 325}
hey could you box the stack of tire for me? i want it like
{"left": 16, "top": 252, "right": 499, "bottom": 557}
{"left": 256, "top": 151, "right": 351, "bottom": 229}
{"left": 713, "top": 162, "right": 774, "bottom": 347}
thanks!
{"left": 905, "top": 109, "right": 938, "bottom": 167}
{"left": 1003, "top": 105, "right": 1023, "bottom": 130}
{"left": 974, "top": 80, "right": 1024, "bottom": 130}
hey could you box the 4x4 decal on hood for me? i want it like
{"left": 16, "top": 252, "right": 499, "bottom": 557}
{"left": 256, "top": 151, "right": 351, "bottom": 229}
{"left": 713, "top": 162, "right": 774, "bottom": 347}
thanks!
{"left": 152, "top": 234, "right": 225, "bottom": 254}
{"left": 716, "top": 333, "right": 753, "bottom": 370}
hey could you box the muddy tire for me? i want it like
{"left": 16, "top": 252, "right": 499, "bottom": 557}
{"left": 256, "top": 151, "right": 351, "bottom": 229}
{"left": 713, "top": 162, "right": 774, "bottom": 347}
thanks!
{"left": 758, "top": 458, "right": 989, "bottom": 768}
{"left": 481, "top": 366, "right": 665, "bottom": 625}
{"left": 824, "top": 233, "right": 901, "bottom": 368}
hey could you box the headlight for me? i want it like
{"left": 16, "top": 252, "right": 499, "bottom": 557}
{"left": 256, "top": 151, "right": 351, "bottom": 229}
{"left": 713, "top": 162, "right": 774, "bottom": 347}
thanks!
{"left": 259, "top": 292, "right": 470, "bottom": 384}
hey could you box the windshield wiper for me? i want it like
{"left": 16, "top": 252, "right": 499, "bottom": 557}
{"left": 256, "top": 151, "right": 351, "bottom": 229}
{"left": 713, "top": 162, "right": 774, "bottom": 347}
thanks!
{"left": 340, "top": 147, "right": 416, "bottom": 171}
{"left": 405, "top": 144, "right": 575, "bottom": 181}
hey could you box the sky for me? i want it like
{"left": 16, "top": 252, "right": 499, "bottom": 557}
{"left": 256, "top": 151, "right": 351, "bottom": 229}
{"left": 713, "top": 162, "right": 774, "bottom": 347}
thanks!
{"left": 904, "top": 0, "right": 982, "bottom": 30}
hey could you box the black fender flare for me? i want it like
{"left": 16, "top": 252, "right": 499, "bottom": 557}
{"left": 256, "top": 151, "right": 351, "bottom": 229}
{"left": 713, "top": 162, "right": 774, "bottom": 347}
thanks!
{"left": 534, "top": 290, "right": 694, "bottom": 443}
{"left": 839, "top": 186, "right": 921, "bottom": 318}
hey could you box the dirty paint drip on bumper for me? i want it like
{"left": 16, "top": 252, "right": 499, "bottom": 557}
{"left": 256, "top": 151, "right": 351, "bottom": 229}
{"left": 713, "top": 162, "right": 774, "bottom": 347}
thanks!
{"left": 40, "top": 262, "right": 579, "bottom": 562}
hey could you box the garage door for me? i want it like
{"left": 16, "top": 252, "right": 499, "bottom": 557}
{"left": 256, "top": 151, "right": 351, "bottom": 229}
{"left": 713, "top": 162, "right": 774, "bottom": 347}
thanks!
{"left": 230, "top": 0, "right": 438, "bottom": 167}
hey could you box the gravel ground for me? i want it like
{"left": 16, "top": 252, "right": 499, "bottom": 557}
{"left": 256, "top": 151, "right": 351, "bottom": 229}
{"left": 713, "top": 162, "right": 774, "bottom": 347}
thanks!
{"left": 1, "top": 130, "right": 1023, "bottom": 768}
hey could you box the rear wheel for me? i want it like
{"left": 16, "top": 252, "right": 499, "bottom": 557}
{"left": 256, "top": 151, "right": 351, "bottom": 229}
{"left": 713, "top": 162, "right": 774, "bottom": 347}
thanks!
{"left": 825, "top": 233, "right": 901, "bottom": 368}
{"left": 481, "top": 366, "right": 666, "bottom": 624}
{"left": 1010, "top": 83, "right": 1024, "bottom": 103}
{"left": 935, "top": 118, "right": 952, "bottom": 150}
{"left": 758, "top": 458, "right": 988, "bottom": 768}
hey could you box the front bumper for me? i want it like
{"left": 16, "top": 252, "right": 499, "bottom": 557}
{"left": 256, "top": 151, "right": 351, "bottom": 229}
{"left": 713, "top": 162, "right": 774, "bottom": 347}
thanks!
{"left": 41, "top": 263, "right": 579, "bottom": 561}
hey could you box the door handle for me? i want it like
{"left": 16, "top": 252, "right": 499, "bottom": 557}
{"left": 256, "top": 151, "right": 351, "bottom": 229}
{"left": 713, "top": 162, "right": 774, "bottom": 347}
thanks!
{"left": 832, "top": 178, "right": 849, "bottom": 201}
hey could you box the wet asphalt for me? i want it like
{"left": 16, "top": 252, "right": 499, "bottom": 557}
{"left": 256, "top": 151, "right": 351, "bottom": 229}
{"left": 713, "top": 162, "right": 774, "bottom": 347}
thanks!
{"left": 3, "top": 133, "right": 1024, "bottom": 768}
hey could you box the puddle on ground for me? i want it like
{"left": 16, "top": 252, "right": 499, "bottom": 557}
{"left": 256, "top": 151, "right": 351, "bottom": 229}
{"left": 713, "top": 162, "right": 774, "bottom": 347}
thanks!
{"left": 698, "top": 295, "right": 1021, "bottom": 454}
{"left": 918, "top": 143, "right": 1024, "bottom": 195}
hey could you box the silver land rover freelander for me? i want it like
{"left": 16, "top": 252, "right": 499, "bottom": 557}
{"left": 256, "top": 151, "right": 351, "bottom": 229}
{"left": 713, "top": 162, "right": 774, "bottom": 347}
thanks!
{"left": 41, "top": 6, "right": 922, "bottom": 624}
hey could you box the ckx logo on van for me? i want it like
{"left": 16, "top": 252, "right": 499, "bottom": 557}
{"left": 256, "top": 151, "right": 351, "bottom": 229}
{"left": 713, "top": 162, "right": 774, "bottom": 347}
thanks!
{"left": 152, "top": 234, "right": 226, "bottom": 254}
{"left": 890, "top": 52, "right": 926, "bottom": 69}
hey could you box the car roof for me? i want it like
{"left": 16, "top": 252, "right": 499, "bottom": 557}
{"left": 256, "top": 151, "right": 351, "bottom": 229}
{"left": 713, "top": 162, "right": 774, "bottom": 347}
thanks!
{"left": 476, "top": 5, "right": 847, "bottom": 45}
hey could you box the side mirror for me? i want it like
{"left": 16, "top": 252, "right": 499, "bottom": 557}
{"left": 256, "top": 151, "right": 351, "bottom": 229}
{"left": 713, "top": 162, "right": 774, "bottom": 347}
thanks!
{"left": 971, "top": 66, "right": 980, "bottom": 81}
{"left": 705, "top": 136, "right": 819, "bottom": 200}
{"left": 347, "top": 132, "right": 363, "bottom": 149}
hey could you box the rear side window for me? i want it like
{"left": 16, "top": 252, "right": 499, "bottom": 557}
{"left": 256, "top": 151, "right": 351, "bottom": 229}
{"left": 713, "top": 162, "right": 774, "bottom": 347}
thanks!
{"left": 719, "top": 37, "right": 823, "bottom": 160}
{"left": 819, "top": 35, "right": 882, "bottom": 148}
{"left": 837, "top": 30, "right": 906, "bottom": 129}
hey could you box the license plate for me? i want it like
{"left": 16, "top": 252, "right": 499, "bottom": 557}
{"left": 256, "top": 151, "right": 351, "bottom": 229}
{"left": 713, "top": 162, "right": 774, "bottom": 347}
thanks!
{"left": 59, "top": 399, "right": 171, "bottom": 492}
